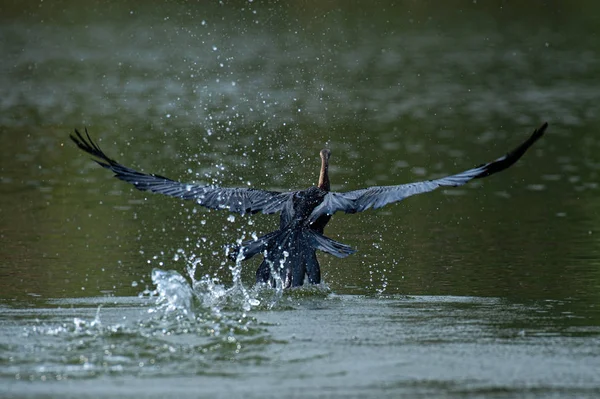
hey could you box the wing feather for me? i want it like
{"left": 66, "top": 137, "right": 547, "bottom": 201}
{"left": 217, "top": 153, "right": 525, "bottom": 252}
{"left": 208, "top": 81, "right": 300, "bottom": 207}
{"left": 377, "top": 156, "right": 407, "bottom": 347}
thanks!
{"left": 71, "top": 129, "right": 292, "bottom": 215}
{"left": 310, "top": 122, "right": 547, "bottom": 222}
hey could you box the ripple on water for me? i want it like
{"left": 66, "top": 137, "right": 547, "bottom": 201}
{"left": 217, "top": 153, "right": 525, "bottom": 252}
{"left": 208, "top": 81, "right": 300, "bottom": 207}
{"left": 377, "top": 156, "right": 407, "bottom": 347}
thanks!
{"left": 0, "top": 267, "right": 335, "bottom": 382}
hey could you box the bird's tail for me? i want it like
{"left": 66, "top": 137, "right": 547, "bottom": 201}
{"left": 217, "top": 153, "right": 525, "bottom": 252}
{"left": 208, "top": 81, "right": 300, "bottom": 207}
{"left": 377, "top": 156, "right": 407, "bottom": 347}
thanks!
{"left": 304, "top": 229, "right": 356, "bottom": 258}
{"left": 231, "top": 229, "right": 355, "bottom": 261}
{"left": 230, "top": 228, "right": 355, "bottom": 287}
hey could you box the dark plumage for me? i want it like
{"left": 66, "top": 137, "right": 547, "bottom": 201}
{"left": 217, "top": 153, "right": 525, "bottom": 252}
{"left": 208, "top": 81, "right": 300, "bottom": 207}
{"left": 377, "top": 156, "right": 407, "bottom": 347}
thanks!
{"left": 71, "top": 123, "right": 547, "bottom": 288}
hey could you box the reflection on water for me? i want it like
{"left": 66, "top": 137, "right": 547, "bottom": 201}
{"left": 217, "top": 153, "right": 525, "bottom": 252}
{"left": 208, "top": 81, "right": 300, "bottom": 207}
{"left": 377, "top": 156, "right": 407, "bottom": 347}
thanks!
{"left": 2, "top": 0, "right": 600, "bottom": 397}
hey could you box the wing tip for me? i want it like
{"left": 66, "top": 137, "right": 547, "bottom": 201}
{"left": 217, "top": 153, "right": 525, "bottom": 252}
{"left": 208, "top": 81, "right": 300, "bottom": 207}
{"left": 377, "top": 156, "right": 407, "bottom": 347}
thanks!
{"left": 70, "top": 127, "right": 112, "bottom": 163}
{"left": 519, "top": 121, "right": 547, "bottom": 152}
{"left": 532, "top": 121, "right": 548, "bottom": 141}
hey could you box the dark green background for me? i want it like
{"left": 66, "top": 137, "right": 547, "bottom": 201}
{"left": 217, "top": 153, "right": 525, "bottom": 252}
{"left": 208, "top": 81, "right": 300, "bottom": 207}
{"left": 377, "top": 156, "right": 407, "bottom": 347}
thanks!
{"left": 1, "top": 0, "right": 599, "bottom": 308}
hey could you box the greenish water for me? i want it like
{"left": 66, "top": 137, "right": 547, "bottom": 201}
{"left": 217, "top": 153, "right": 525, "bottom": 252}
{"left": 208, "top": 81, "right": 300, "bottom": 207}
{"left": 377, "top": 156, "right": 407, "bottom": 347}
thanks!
{"left": 2, "top": 1, "right": 600, "bottom": 397}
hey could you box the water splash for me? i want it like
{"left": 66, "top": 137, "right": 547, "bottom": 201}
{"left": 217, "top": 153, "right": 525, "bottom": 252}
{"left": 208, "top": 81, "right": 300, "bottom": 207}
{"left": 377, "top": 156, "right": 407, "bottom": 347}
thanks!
{"left": 16, "top": 271, "right": 274, "bottom": 381}
{"left": 227, "top": 262, "right": 261, "bottom": 312}
{"left": 73, "top": 305, "right": 103, "bottom": 333}
{"left": 14, "top": 253, "right": 333, "bottom": 382}
{"left": 149, "top": 268, "right": 195, "bottom": 318}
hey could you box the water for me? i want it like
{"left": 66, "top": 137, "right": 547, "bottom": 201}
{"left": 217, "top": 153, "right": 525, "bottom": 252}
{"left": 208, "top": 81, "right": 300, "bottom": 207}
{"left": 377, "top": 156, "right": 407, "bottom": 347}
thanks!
{"left": 2, "top": 289, "right": 600, "bottom": 398}
{"left": 2, "top": 1, "right": 600, "bottom": 397}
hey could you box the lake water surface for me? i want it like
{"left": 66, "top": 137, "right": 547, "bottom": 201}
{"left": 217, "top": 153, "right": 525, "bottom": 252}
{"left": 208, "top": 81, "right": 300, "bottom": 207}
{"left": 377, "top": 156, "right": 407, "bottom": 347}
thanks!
{"left": 2, "top": 1, "right": 600, "bottom": 397}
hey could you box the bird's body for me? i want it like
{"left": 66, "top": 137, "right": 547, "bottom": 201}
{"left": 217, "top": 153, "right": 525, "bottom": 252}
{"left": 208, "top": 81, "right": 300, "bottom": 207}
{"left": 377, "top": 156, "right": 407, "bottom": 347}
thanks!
{"left": 71, "top": 123, "right": 547, "bottom": 288}
{"left": 239, "top": 186, "right": 338, "bottom": 287}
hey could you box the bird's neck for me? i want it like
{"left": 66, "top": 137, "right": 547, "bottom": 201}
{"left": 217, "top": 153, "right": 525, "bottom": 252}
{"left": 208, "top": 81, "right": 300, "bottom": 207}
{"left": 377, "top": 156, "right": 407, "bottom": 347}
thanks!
{"left": 318, "top": 160, "right": 330, "bottom": 191}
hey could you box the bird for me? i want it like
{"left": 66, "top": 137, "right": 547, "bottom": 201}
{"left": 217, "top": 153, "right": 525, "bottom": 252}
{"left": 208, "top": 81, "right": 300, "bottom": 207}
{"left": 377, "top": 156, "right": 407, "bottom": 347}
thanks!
{"left": 70, "top": 122, "right": 547, "bottom": 288}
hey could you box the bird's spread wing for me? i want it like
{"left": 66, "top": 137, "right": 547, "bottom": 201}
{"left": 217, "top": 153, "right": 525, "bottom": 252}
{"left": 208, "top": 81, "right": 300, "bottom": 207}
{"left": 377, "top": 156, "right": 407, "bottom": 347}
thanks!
{"left": 309, "top": 122, "right": 547, "bottom": 222}
{"left": 71, "top": 129, "right": 292, "bottom": 215}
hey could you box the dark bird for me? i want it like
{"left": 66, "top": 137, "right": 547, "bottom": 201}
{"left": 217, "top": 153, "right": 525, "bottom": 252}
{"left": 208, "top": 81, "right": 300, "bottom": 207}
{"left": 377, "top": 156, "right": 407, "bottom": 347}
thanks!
{"left": 71, "top": 123, "right": 547, "bottom": 288}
